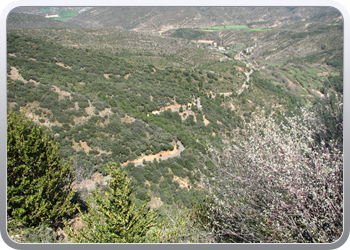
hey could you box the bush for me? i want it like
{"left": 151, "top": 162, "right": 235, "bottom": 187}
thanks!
{"left": 92, "top": 101, "right": 109, "bottom": 111}
{"left": 196, "top": 106, "right": 343, "bottom": 243}
{"left": 64, "top": 162, "right": 160, "bottom": 243}
{"left": 7, "top": 111, "right": 77, "bottom": 227}
{"left": 7, "top": 218, "right": 61, "bottom": 243}
{"left": 78, "top": 100, "right": 89, "bottom": 109}
{"left": 207, "top": 72, "right": 218, "bottom": 80}
{"left": 88, "top": 149, "right": 99, "bottom": 156}
{"left": 135, "top": 188, "right": 149, "bottom": 201}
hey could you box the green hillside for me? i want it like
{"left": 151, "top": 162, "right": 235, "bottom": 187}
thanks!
{"left": 6, "top": 6, "right": 343, "bottom": 243}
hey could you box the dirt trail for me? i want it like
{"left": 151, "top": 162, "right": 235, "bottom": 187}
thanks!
{"left": 55, "top": 62, "right": 72, "bottom": 69}
{"left": 75, "top": 141, "right": 185, "bottom": 191}
{"left": 286, "top": 77, "right": 307, "bottom": 92}
{"left": 237, "top": 69, "right": 254, "bottom": 95}
{"left": 286, "top": 78, "right": 297, "bottom": 87}
{"left": 122, "top": 141, "right": 184, "bottom": 167}
{"left": 312, "top": 89, "right": 325, "bottom": 98}
{"left": 123, "top": 145, "right": 176, "bottom": 166}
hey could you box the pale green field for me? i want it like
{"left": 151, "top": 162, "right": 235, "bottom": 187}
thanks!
{"left": 199, "top": 25, "right": 249, "bottom": 32}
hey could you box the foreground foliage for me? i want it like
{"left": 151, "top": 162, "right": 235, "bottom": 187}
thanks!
{"left": 7, "top": 216, "right": 63, "bottom": 243}
{"left": 196, "top": 100, "right": 343, "bottom": 243}
{"left": 7, "top": 110, "right": 77, "bottom": 228}
{"left": 64, "top": 162, "right": 160, "bottom": 243}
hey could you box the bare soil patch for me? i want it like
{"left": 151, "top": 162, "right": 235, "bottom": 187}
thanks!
{"left": 149, "top": 196, "right": 163, "bottom": 209}
{"left": 152, "top": 103, "right": 182, "bottom": 114}
{"left": 96, "top": 147, "right": 111, "bottom": 156}
{"left": 228, "top": 102, "right": 236, "bottom": 110}
{"left": 55, "top": 62, "right": 72, "bottom": 69}
{"left": 72, "top": 140, "right": 92, "bottom": 154}
{"left": 121, "top": 114, "right": 135, "bottom": 123}
{"left": 8, "top": 102, "right": 17, "bottom": 109}
{"left": 72, "top": 140, "right": 81, "bottom": 151}
{"left": 122, "top": 141, "right": 178, "bottom": 166}
{"left": 203, "top": 115, "right": 210, "bottom": 125}
{"left": 72, "top": 139, "right": 108, "bottom": 156}
{"left": 317, "top": 71, "right": 329, "bottom": 77}
{"left": 8, "top": 67, "right": 26, "bottom": 83}
{"left": 235, "top": 66, "right": 245, "bottom": 72}
{"left": 219, "top": 92, "right": 233, "bottom": 97}
{"left": 312, "top": 89, "right": 325, "bottom": 98}
{"left": 80, "top": 141, "right": 91, "bottom": 154}
{"left": 73, "top": 115, "right": 89, "bottom": 126}
{"left": 85, "top": 100, "right": 95, "bottom": 115}
{"left": 150, "top": 97, "right": 197, "bottom": 115}
{"left": 173, "top": 175, "right": 191, "bottom": 190}
{"left": 103, "top": 73, "right": 112, "bottom": 79}
{"left": 98, "top": 108, "right": 113, "bottom": 118}
{"left": 20, "top": 101, "right": 62, "bottom": 128}
{"left": 73, "top": 177, "right": 96, "bottom": 191}
{"left": 52, "top": 85, "right": 71, "bottom": 100}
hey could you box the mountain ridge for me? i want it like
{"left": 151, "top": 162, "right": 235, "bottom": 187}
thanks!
{"left": 9, "top": 6, "right": 341, "bottom": 32}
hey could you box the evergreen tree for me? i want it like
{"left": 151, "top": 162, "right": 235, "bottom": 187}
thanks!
{"left": 65, "top": 161, "right": 160, "bottom": 243}
{"left": 7, "top": 110, "right": 77, "bottom": 227}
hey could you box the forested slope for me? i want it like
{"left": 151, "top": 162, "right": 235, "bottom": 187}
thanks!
{"left": 6, "top": 6, "right": 343, "bottom": 243}
{"left": 6, "top": 30, "right": 306, "bottom": 207}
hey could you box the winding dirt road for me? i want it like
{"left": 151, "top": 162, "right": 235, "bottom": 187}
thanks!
{"left": 75, "top": 141, "right": 185, "bottom": 191}
{"left": 237, "top": 69, "right": 254, "bottom": 95}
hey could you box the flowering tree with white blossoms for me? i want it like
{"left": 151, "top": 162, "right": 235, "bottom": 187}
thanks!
{"left": 195, "top": 100, "right": 343, "bottom": 243}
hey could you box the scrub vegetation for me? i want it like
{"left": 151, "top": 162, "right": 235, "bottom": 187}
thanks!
{"left": 6, "top": 6, "right": 343, "bottom": 243}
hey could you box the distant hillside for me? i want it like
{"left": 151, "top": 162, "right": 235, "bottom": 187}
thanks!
{"left": 7, "top": 13, "right": 79, "bottom": 29}
{"left": 9, "top": 6, "right": 341, "bottom": 33}
{"left": 66, "top": 6, "right": 340, "bottom": 32}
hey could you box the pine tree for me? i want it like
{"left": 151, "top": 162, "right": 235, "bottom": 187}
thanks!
{"left": 7, "top": 110, "right": 77, "bottom": 227}
{"left": 65, "top": 161, "right": 160, "bottom": 243}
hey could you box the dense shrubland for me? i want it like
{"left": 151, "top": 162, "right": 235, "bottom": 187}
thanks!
{"left": 7, "top": 32, "right": 246, "bottom": 223}
{"left": 6, "top": 8, "right": 343, "bottom": 242}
